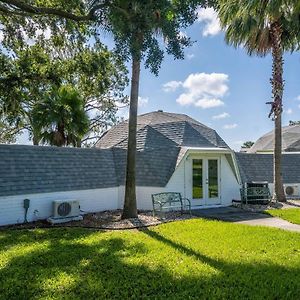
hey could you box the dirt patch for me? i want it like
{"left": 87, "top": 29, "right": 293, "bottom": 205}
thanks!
{"left": 1, "top": 210, "right": 194, "bottom": 230}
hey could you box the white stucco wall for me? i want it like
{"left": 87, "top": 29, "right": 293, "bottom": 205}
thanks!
{"left": 0, "top": 150, "right": 243, "bottom": 226}
{"left": 0, "top": 187, "right": 118, "bottom": 226}
{"left": 166, "top": 152, "right": 241, "bottom": 207}
{"left": 268, "top": 183, "right": 300, "bottom": 198}
{"left": 118, "top": 186, "right": 165, "bottom": 210}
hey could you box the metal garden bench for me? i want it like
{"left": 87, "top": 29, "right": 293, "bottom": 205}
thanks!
{"left": 151, "top": 192, "right": 191, "bottom": 217}
{"left": 239, "top": 186, "right": 272, "bottom": 205}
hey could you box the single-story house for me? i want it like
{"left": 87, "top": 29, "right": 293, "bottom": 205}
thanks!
{"left": 1, "top": 110, "right": 300, "bottom": 226}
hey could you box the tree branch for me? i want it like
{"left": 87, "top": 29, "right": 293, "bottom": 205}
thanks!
{"left": 0, "top": 0, "right": 110, "bottom": 21}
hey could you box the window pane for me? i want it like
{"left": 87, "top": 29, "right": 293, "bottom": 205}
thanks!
{"left": 208, "top": 160, "right": 218, "bottom": 198}
{"left": 193, "top": 159, "right": 203, "bottom": 199}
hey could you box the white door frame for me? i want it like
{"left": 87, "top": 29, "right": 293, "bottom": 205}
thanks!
{"left": 190, "top": 156, "right": 221, "bottom": 207}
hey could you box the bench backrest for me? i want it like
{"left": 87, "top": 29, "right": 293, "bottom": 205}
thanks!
{"left": 152, "top": 192, "right": 182, "bottom": 208}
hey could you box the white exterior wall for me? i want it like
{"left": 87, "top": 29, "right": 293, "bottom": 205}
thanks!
{"left": 268, "top": 183, "right": 300, "bottom": 198}
{"left": 0, "top": 150, "right": 242, "bottom": 226}
{"left": 0, "top": 187, "right": 118, "bottom": 226}
{"left": 166, "top": 152, "right": 241, "bottom": 207}
{"left": 220, "top": 156, "right": 241, "bottom": 204}
{"left": 118, "top": 186, "right": 165, "bottom": 210}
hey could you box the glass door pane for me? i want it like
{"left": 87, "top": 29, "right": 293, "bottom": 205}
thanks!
{"left": 192, "top": 159, "right": 203, "bottom": 199}
{"left": 208, "top": 160, "right": 218, "bottom": 198}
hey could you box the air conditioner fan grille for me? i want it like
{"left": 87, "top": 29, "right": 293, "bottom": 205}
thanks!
{"left": 285, "top": 186, "right": 294, "bottom": 196}
{"left": 57, "top": 202, "right": 72, "bottom": 216}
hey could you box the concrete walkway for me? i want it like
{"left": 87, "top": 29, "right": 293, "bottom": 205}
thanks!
{"left": 193, "top": 207, "right": 300, "bottom": 232}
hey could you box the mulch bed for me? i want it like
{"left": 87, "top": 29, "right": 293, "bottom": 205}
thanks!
{"left": 0, "top": 210, "right": 194, "bottom": 231}
{"left": 232, "top": 199, "right": 300, "bottom": 212}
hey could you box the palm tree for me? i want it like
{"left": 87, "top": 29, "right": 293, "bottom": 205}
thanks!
{"left": 31, "top": 85, "right": 90, "bottom": 147}
{"left": 91, "top": 0, "right": 202, "bottom": 218}
{"left": 217, "top": 0, "right": 300, "bottom": 202}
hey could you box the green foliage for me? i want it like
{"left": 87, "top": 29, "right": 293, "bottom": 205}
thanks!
{"left": 0, "top": 40, "right": 128, "bottom": 145}
{"left": 0, "top": 0, "right": 91, "bottom": 52}
{"left": 289, "top": 121, "right": 300, "bottom": 126}
{"left": 0, "top": 220, "right": 300, "bottom": 298}
{"left": 217, "top": 0, "right": 300, "bottom": 56}
{"left": 242, "top": 141, "right": 254, "bottom": 148}
{"left": 93, "top": 0, "right": 206, "bottom": 75}
{"left": 266, "top": 208, "right": 300, "bottom": 225}
{"left": 30, "top": 84, "right": 89, "bottom": 146}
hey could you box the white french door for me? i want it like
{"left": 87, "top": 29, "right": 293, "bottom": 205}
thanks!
{"left": 191, "top": 158, "right": 221, "bottom": 206}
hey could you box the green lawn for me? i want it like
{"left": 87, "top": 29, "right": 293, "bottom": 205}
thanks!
{"left": 1, "top": 219, "right": 300, "bottom": 299}
{"left": 265, "top": 208, "right": 300, "bottom": 225}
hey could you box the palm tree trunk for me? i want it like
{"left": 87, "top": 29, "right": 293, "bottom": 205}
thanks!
{"left": 32, "top": 135, "right": 39, "bottom": 145}
{"left": 121, "top": 54, "right": 141, "bottom": 219}
{"left": 271, "top": 22, "right": 286, "bottom": 203}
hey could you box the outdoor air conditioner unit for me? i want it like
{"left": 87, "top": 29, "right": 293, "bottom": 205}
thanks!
{"left": 284, "top": 185, "right": 299, "bottom": 197}
{"left": 48, "top": 200, "right": 83, "bottom": 224}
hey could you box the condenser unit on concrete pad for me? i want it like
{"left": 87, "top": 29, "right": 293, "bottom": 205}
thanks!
{"left": 47, "top": 200, "right": 83, "bottom": 224}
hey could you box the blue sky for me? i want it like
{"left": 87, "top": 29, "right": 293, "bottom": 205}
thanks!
{"left": 18, "top": 8, "right": 300, "bottom": 150}
{"left": 120, "top": 7, "right": 300, "bottom": 150}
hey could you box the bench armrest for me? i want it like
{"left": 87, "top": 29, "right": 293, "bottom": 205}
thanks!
{"left": 182, "top": 197, "right": 191, "bottom": 205}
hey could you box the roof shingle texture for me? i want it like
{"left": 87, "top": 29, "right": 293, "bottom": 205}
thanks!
{"left": 0, "top": 145, "right": 117, "bottom": 197}
{"left": 249, "top": 125, "right": 300, "bottom": 153}
{"left": 235, "top": 152, "right": 300, "bottom": 183}
{"left": 96, "top": 111, "right": 228, "bottom": 149}
{"left": 0, "top": 111, "right": 229, "bottom": 197}
{"left": 96, "top": 111, "right": 229, "bottom": 187}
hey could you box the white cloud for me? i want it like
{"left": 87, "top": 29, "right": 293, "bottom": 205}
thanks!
{"left": 296, "top": 95, "right": 300, "bottom": 101}
{"left": 182, "top": 73, "right": 228, "bottom": 97}
{"left": 138, "top": 96, "right": 149, "bottom": 107}
{"left": 195, "top": 98, "right": 224, "bottom": 109}
{"left": 176, "top": 72, "right": 229, "bottom": 109}
{"left": 186, "top": 53, "right": 195, "bottom": 60}
{"left": 162, "top": 80, "right": 183, "bottom": 92}
{"left": 197, "top": 8, "right": 222, "bottom": 37}
{"left": 223, "top": 123, "right": 238, "bottom": 129}
{"left": 284, "top": 108, "right": 293, "bottom": 115}
{"left": 212, "top": 112, "right": 230, "bottom": 120}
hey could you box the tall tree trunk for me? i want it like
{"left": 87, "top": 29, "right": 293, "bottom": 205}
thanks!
{"left": 32, "top": 135, "right": 39, "bottom": 145}
{"left": 121, "top": 54, "right": 141, "bottom": 219}
{"left": 270, "top": 22, "right": 286, "bottom": 203}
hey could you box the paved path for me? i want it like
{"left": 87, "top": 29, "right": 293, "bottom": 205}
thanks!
{"left": 193, "top": 207, "right": 300, "bottom": 232}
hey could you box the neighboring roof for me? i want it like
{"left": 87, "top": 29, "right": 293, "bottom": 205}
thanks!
{"left": 248, "top": 124, "right": 300, "bottom": 153}
{"left": 96, "top": 111, "right": 229, "bottom": 149}
{"left": 0, "top": 144, "right": 117, "bottom": 197}
{"left": 235, "top": 152, "right": 300, "bottom": 184}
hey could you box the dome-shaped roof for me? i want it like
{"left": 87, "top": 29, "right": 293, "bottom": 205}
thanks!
{"left": 96, "top": 110, "right": 229, "bottom": 150}
{"left": 248, "top": 124, "right": 300, "bottom": 153}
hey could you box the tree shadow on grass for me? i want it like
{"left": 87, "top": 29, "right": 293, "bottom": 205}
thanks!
{"left": 0, "top": 227, "right": 300, "bottom": 299}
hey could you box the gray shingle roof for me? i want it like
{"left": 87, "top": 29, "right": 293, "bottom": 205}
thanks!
{"left": 248, "top": 124, "right": 300, "bottom": 153}
{"left": 96, "top": 111, "right": 228, "bottom": 149}
{"left": 0, "top": 144, "right": 117, "bottom": 197}
{"left": 235, "top": 152, "right": 300, "bottom": 183}
{"left": 0, "top": 111, "right": 231, "bottom": 197}
{"left": 95, "top": 111, "right": 229, "bottom": 188}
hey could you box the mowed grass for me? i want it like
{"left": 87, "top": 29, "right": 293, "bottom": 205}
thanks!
{"left": 1, "top": 219, "right": 300, "bottom": 299}
{"left": 266, "top": 208, "right": 300, "bottom": 225}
